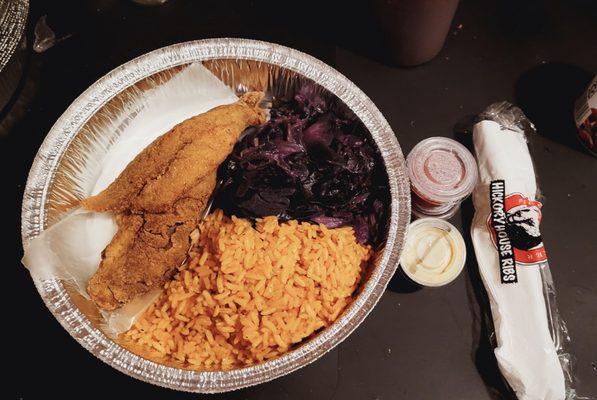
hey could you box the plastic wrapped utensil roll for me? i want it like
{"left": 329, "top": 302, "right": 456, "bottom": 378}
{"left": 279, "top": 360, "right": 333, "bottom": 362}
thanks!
{"left": 471, "top": 102, "right": 578, "bottom": 400}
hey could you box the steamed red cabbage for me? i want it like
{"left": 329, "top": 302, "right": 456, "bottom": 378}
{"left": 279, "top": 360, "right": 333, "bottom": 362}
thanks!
{"left": 215, "top": 84, "right": 389, "bottom": 245}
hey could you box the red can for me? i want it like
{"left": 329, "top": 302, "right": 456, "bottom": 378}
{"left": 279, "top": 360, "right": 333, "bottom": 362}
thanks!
{"left": 574, "top": 76, "right": 597, "bottom": 157}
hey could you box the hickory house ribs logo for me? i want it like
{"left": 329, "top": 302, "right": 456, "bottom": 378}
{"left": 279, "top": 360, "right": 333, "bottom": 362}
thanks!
{"left": 487, "top": 187, "right": 547, "bottom": 266}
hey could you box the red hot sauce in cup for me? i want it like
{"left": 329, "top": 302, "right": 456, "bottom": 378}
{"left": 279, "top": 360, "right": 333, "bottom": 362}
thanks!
{"left": 407, "top": 137, "right": 478, "bottom": 219}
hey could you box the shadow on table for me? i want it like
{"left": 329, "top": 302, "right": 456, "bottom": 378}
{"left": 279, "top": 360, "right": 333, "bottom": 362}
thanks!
{"left": 387, "top": 267, "right": 422, "bottom": 294}
{"left": 515, "top": 62, "right": 594, "bottom": 153}
{"left": 454, "top": 127, "right": 517, "bottom": 400}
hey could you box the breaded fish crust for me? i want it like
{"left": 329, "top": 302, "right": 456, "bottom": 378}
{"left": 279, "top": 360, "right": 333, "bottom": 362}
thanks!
{"left": 84, "top": 92, "right": 265, "bottom": 310}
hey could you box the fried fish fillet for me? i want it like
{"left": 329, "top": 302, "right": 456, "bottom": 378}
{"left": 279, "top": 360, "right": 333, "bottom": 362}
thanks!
{"left": 84, "top": 92, "right": 266, "bottom": 310}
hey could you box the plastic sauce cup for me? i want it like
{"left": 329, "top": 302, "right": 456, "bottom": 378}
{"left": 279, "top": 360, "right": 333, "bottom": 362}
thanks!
{"left": 412, "top": 200, "right": 460, "bottom": 220}
{"left": 407, "top": 137, "right": 477, "bottom": 219}
{"left": 400, "top": 218, "right": 466, "bottom": 287}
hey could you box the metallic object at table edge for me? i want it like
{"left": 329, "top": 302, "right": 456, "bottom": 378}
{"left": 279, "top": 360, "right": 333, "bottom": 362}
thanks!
{"left": 20, "top": 39, "right": 411, "bottom": 393}
{"left": 0, "top": 0, "right": 28, "bottom": 112}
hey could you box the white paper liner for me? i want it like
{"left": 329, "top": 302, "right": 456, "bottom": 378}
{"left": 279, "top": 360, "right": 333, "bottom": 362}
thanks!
{"left": 22, "top": 62, "right": 238, "bottom": 336}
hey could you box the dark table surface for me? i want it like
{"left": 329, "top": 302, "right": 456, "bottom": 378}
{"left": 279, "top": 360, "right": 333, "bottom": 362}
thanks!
{"left": 6, "top": 0, "right": 597, "bottom": 398}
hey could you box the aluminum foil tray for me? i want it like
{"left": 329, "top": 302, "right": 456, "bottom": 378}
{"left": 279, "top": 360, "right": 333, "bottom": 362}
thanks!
{"left": 21, "top": 38, "right": 410, "bottom": 392}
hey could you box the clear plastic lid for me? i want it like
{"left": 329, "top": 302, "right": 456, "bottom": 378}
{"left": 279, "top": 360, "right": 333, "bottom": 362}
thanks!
{"left": 400, "top": 218, "right": 466, "bottom": 287}
{"left": 407, "top": 137, "right": 478, "bottom": 205}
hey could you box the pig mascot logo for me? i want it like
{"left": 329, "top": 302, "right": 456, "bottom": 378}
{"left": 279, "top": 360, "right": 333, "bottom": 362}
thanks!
{"left": 487, "top": 193, "right": 547, "bottom": 265}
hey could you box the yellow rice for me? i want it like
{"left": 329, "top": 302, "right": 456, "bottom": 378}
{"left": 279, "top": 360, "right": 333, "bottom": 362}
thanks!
{"left": 123, "top": 209, "right": 371, "bottom": 370}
